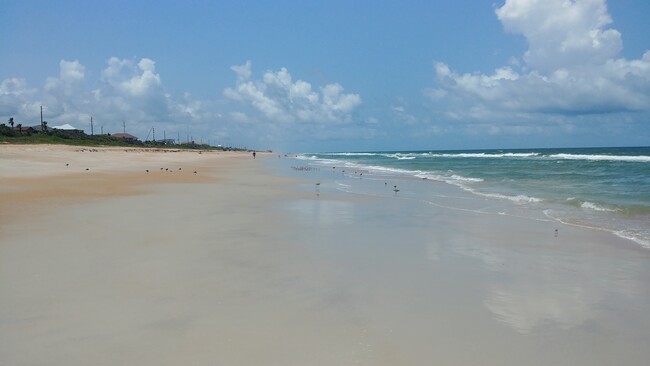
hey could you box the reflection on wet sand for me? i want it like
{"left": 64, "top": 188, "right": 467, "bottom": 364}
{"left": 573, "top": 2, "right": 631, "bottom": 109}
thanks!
{"left": 447, "top": 238, "right": 645, "bottom": 334}
{"left": 284, "top": 199, "right": 356, "bottom": 226}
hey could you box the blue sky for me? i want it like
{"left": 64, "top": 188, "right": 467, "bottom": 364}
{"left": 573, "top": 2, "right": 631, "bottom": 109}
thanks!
{"left": 1, "top": 0, "right": 649, "bottom": 152}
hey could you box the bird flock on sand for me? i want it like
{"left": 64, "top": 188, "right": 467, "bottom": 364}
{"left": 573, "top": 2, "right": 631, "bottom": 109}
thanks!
{"left": 64, "top": 162, "right": 199, "bottom": 175}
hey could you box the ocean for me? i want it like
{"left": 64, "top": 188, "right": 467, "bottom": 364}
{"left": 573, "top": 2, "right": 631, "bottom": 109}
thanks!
{"left": 293, "top": 146, "right": 650, "bottom": 249}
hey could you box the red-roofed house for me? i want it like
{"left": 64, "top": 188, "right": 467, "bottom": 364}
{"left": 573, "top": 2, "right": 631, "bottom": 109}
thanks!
{"left": 112, "top": 133, "right": 138, "bottom": 140}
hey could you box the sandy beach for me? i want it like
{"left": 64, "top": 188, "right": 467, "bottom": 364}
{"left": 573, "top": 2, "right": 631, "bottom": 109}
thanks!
{"left": 2, "top": 144, "right": 650, "bottom": 365}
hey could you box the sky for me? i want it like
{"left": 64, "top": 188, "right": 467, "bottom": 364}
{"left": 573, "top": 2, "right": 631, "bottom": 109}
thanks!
{"left": 1, "top": 0, "right": 649, "bottom": 152}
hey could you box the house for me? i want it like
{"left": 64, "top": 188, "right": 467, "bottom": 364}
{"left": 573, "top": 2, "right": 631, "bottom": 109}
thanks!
{"left": 52, "top": 123, "right": 83, "bottom": 132}
{"left": 11, "top": 126, "right": 37, "bottom": 133}
{"left": 112, "top": 133, "right": 138, "bottom": 140}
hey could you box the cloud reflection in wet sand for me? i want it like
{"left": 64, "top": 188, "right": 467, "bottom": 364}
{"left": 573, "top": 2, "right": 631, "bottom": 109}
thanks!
{"left": 438, "top": 239, "right": 644, "bottom": 334}
{"left": 284, "top": 199, "right": 355, "bottom": 227}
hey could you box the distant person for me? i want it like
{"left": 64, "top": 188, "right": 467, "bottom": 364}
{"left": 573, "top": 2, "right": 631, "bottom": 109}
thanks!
{"left": 252, "top": 151, "right": 256, "bottom": 159}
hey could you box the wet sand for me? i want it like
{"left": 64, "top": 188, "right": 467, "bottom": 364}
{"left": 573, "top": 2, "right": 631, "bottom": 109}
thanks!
{"left": 2, "top": 144, "right": 650, "bottom": 365}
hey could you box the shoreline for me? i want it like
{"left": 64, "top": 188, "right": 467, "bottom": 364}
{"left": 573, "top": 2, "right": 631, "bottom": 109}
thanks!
{"left": 291, "top": 150, "right": 650, "bottom": 250}
{"left": 2, "top": 144, "right": 650, "bottom": 365}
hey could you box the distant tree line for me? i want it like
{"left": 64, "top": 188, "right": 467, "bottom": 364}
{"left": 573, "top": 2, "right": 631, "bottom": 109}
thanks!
{"left": 0, "top": 117, "right": 222, "bottom": 150}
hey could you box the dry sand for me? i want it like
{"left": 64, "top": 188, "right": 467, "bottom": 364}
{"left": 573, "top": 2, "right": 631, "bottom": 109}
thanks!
{"left": 2, "top": 144, "right": 650, "bottom": 365}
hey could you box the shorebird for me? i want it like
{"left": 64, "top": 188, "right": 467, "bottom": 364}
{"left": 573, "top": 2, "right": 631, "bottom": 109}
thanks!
{"left": 393, "top": 188, "right": 400, "bottom": 195}
{"left": 85, "top": 168, "right": 89, "bottom": 171}
{"left": 66, "top": 163, "right": 69, "bottom": 167}
{"left": 145, "top": 169, "right": 149, "bottom": 173}
{"left": 194, "top": 171, "right": 197, "bottom": 174}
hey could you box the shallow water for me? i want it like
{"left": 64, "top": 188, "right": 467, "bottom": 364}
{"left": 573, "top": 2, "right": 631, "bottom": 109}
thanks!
{"left": 294, "top": 147, "right": 650, "bottom": 248}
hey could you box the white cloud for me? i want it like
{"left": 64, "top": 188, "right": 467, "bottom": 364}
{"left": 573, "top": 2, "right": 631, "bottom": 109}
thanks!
{"left": 0, "top": 78, "right": 36, "bottom": 116}
{"left": 100, "top": 57, "right": 163, "bottom": 98}
{"left": 94, "top": 57, "right": 172, "bottom": 123}
{"left": 430, "top": 0, "right": 650, "bottom": 121}
{"left": 496, "top": 0, "right": 621, "bottom": 73}
{"left": 44, "top": 60, "right": 85, "bottom": 95}
{"left": 59, "top": 60, "right": 86, "bottom": 83}
{"left": 224, "top": 61, "right": 361, "bottom": 124}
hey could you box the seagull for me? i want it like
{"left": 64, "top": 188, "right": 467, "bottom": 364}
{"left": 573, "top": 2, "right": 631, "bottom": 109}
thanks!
{"left": 393, "top": 188, "right": 400, "bottom": 195}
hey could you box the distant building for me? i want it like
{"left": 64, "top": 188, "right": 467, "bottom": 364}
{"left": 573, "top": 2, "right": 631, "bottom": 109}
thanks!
{"left": 112, "top": 133, "right": 138, "bottom": 140}
{"left": 52, "top": 124, "right": 84, "bottom": 133}
{"left": 13, "top": 126, "right": 38, "bottom": 133}
{"left": 29, "top": 125, "right": 47, "bottom": 132}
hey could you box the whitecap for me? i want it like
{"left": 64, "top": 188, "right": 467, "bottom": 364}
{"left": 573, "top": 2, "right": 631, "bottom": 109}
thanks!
{"left": 580, "top": 201, "right": 620, "bottom": 212}
{"left": 550, "top": 153, "right": 650, "bottom": 163}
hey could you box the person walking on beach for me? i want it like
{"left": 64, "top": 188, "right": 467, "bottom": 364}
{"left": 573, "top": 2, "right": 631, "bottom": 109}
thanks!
{"left": 252, "top": 151, "right": 256, "bottom": 159}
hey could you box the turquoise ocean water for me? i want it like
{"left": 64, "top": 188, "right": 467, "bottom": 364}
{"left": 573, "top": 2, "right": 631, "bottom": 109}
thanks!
{"left": 295, "top": 147, "right": 650, "bottom": 249}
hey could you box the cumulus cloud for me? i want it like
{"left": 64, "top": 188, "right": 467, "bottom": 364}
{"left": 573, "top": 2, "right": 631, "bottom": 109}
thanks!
{"left": 429, "top": 0, "right": 650, "bottom": 120}
{"left": 224, "top": 61, "right": 361, "bottom": 124}
{"left": 0, "top": 78, "right": 36, "bottom": 116}
{"left": 101, "top": 57, "right": 163, "bottom": 97}
{"left": 94, "top": 57, "right": 172, "bottom": 122}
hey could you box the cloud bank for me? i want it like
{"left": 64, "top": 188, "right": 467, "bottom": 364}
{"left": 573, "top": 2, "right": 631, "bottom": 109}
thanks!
{"left": 429, "top": 0, "right": 650, "bottom": 121}
{"left": 0, "top": 57, "right": 226, "bottom": 141}
{"left": 1, "top": 58, "right": 363, "bottom": 148}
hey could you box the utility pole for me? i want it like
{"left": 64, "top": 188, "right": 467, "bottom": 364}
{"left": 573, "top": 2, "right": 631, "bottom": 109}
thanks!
{"left": 90, "top": 116, "right": 94, "bottom": 135}
{"left": 101, "top": 126, "right": 103, "bottom": 134}
{"left": 152, "top": 127, "right": 155, "bottom": 142}
{"left": 40, "top": 105, "right": 43, "bottom": 129}
{"left": 123, "top": 120, "right": 126, "bottom": 133}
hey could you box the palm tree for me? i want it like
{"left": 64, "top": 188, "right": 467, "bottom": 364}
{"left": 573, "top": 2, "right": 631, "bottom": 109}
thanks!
{"left": 8, "top": 117, "right": 14, "bottom": 128}
{"left": 16, "top": 123, "right": 22, "bottom": 134}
